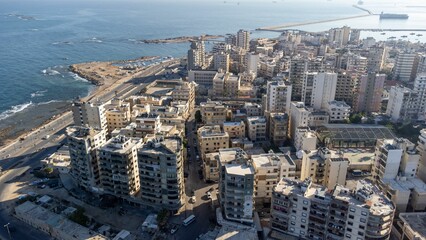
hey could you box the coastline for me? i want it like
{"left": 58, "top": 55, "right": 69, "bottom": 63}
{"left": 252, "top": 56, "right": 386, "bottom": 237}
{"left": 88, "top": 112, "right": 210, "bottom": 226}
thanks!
{"left": 141, "top": 35, "right": 223, "bottom": 44}
{"left": 0, "top": 56, "right": 160, "bottom": 147}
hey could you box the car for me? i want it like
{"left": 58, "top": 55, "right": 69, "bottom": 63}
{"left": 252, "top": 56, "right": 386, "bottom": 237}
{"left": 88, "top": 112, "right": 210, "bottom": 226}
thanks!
{"left": 190, "top": 196, "right": 196, "bottom": 203}
{"left": 37, "top": 184, "right": 46, "bottom": 189}
{"left": 170, "top": 225, "right": 179, "bottom": 234}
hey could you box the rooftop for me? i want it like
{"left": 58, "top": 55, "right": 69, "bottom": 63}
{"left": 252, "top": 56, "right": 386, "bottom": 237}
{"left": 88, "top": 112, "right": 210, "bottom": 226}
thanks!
{"left": 317, "top": 124, "right": 396, "bottom": 141}
{"left": 225, "top": 164, "right": 254, "bottom": 176}
{"left": 399, "top": 212, "right": 426, "bottom": 240}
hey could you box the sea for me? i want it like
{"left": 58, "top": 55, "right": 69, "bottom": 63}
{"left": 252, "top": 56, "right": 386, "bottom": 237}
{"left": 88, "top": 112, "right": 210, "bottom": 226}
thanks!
{"left": 0, "top": 0, "right": 425, "bottom": 138}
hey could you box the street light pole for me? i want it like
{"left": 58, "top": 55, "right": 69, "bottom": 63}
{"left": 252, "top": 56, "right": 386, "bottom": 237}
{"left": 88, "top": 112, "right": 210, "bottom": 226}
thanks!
{"left": 4, "top": 223, "right": 12, "bottom": 240}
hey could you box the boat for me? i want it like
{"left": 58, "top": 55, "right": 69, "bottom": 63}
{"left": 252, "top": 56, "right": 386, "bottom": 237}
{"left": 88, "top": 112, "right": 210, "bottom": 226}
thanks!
{"left": 380, "top": 12, "right": 409, "bottom": 19}
{"left": 388, "top": 36, "right": 396, "bottom": 39}
{"left": 417, "top": 34, "right": 423, "bottom": 36}
{"left": 380, "top": 32, "right": 386, "bottom": 35}
{"left": 401, "top": 35, "right": 408, "bottom": 38}
{"left": 410, "top": 33, "right": 415, "bottom": 35}
{"left": 358, "top": 0, "right": 364, "bottom": 5}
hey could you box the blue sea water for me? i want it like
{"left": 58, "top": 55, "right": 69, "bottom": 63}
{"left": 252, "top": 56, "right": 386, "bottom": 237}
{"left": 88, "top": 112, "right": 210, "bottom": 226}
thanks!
{"left": 0, "top": 0, "right": 425, "bottom": 120}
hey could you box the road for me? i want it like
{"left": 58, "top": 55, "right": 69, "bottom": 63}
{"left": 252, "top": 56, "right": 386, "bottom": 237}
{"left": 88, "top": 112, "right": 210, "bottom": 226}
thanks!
{"left": 0, "top": 59, "right": 179, "bottom": 240}
{"left": 168, "top": 108, "right": 217, "bottom": 240}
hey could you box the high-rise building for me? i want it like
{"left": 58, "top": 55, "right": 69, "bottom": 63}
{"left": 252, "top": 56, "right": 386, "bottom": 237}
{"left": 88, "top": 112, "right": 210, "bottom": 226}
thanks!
{"left": 386, "top": 86, "right": 418, "bottom": 123}
{"left": 328, "top": 26, "right": 351, "bottom": 47}
{"left": 236, "top": 29, "right": 250, "bottom": 50}
{"left": 266, "top": 81, "right": 292, "bottom": 114}
{"left": 294, "top": 127, "right": 317, "bottom": 151}
{"left": 413, "top": 74, "right": 426, "bottom": 121}
{"left": 66, "top": 126, "right": 106, "bottom": 192}
{"left": 302, "top": 72, "right": 337, "bottom": 110}
{"left": 393, "top": 52, "right": 419, "bottom": 82}
{"left": 289, "top": 57, "right": 324, "bottom": 101}
{"left": 270, "top": 178, "right": 395, "bottom": 240}
{"left": 137, "top": 136, "right": 184, "bottom": 213}
{"left": 269, "top": 112, "right": 289, "bottom": 146}
{"left": 354, "top": 73, "right": 385, "bottom": 113}
{"left": 213, "top": 52, "right": 230, "bottom": 72}
{"left": 98, "top": 135, "right": 141, "bottom": 197}
{"left": 187, "top": 40, "right": 205, "bottom": 70}
{"left": 219, "top": 158, "right": 254, "bottom": 224}
{"left": 335, "top": 70, "right": 356, "bottom": 106}
{"left": 71, "top": 100, "right": 107, "bottom": 131}
{"left": 289, "top": 102, "right": 329, "bottom": 139}
{"left": 366, "top": 45, "right": 386, "bottom": 73}
{"left": 204, "top": 148, "right": 249, "bottom": 183}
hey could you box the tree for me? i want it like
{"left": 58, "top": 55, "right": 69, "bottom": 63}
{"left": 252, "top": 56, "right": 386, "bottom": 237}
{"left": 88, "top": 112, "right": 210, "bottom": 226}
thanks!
{"left": 195, "top": 110, "right": 202, "bottom": 123}
{"left": 349, "top": 113, "right": 362, "bottom": 124}
{"left": 156, "top": 209, "right": 170, "bottom": 230}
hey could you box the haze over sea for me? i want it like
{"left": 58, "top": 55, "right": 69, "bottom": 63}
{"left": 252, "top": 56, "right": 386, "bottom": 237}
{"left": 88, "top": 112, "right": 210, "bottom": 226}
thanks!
{"left": 0, "top": 0, "right": 426, "bottom": 122}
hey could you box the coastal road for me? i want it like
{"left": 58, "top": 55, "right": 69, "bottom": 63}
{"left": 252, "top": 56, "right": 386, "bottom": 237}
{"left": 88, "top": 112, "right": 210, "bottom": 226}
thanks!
{"left": 0, "top": 58, "right": 180, "bottom": 240}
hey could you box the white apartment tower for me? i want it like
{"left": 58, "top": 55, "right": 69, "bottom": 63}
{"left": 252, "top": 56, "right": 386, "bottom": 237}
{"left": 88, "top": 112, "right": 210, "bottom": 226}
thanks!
{"left": 236, "top": 29, "right": 250, "bottom": 50}
{"left": 66, "top": 126, "right": 106, "bottom": 192}
{"left": 187, "top": 40, "right": 205, "bottom": 70}
{"left": 71, "top": 100, "right": 107, "bottom": 131}
{"left": 266, "top": 81, "right": 292, "bottom": 114}
{"left": 302, "top": 72, "right": 337, "bottom": 110}
{"left": 393, "top": 52, "right": 419, "bottom": 82}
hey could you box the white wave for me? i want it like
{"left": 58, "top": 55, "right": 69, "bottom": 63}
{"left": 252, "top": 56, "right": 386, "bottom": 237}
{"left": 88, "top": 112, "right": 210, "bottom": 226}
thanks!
{"left": 36, "top": 100, "right": 62, "bottom": 106}
{"left": 52, "top": 41, "right": 73, "bottom": 45}
{"left": 70, "top": 72, "right": 89, "bottom": 83}
{"left": 30, "top": 90, "right": 47, "bottom": 98}
{"left": 85, "top": 37, "right": 103, "bottom": 43}
{"left": 30, "top": 28, "right": 39, "bottom": 31}
{"left": 41, "top": 67, "right": 60, "bottom": 76}
{"left": 0, "top": 102, "right": 33, "bottom": 120}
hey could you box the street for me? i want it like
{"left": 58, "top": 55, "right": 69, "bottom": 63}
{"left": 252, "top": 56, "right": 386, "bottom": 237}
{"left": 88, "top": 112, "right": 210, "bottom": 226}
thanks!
{"left": 168, "top": 108, "right": 217, "bottom": 240}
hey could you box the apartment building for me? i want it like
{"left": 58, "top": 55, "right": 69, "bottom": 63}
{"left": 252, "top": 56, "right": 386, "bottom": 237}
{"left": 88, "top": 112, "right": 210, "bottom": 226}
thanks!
{"left": 393, "top": 52, "right": 419, "bottom": 82}
{"left": 212, "top": 72, "right": 240, "bottom": 98}
{"left": 71, "top": 100, "right": 107, "bottom": 131}
{"left": 270, "top": 178, "right": 394, "bottom": 240}
{"left": 294, "top": 127, "right": 317, "bottom": 151}
{"left": 266, "top": 81, "right": 292, "bottom": 113}
{"left": 223, "top": 121, "right": 246, "bottom": 139}
{"left": 289, "top": 102, "right": 329, "bottom": 139}
{"left": 354, "top": 73, "right": 385, "bottom": 113}
{"left": 335, "top": 70, "right": 355, "bottom": 106}
{"left": 198, "top": 125, "right": 230, "bottom": 159}
{"left": 247, "top": 116, "right": 267, "bottom": 142}
{"left": 252, "top": 151, "right": 296, "bottom": 204}
{"left": 302, "top": 72, "right": 337, "bottom": 110}
{"left": 301, "top": 147, "right": 348, "bottom": 190}
{"left": 188, "top": 70, "right": 217, "bottom": 87}
{"left": 98, "top": 135, "right": 141, "bottom": 197}
{"left": 105, "top": 99, "right": 131, "bottom": 135}
{"left": 394, "top": 212, "right": 426, "bottom": 240}
{"left": 200, "top": 100, "right": 227, "bottom": 125}
{"left": 204, "top": 148, "right": 250, "bottom": 183}
{"left": 269, "top": 112, "right": 289, "bottom": 146}
{"left": 187, "top": 40, "right": 205, "bottom": 70}
{"left": 171, "top": 80, "right": 197, "bottom": 113}
{"left": 236, "top": 29, "right": 250, "bottom": 50}
{"left": 219, "top": 160, "right": 255, "bottom": 224}
{"left": 386, "top": 86, "right": 418, "bottom": 123}
{"left": 326, "top": 100, "right": 351, "bottom": 123}
{"left": 138, "top": 137, "right": 184, "bottom": 213}
{"left": 213, "top": 52, "right": 230, "bottom": 72}
{"left": 66, "top": 126, "right": 106, "bottom": 192}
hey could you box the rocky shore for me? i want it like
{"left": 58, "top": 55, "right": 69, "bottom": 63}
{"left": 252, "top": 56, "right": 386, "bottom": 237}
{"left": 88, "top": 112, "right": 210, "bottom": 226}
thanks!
{"left": 142, "top": 34, "right": 223, "bottom": 44}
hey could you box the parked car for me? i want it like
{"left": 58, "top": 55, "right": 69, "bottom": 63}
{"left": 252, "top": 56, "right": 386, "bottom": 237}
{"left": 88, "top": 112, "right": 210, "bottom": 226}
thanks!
{"left": 170, "top": 225, "right": 179, "bottom": 234}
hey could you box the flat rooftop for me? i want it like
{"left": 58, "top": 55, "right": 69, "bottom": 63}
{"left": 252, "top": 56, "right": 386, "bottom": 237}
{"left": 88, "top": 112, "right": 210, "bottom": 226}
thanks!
{"left": 225, "top": 164, "right": 254, "bottom": 176}
{"left": 318, "top": 124, "right": 396, "bottom": 141}
{"left": 399, "top": 212, "right": 426, "bottom": 240}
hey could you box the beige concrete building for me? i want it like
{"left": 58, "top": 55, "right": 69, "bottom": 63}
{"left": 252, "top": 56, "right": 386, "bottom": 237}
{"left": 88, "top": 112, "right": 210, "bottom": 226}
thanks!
{"left": 212, "top": 72, "right": 240, "bottom": 98}
{"left": 266, "top": 81, "right": 292, "bottom": 114}
{"left": 213, "top": 52, "right": 230, "bottom": 72}
{"left": 326, "top": 100, "right": 351, "bottom": 123}
{"left": 269, "top": 112, "right": 289, "bottom": 146}
{"left": 301, "top": 147, "right": 348, "bottom": 190}
{"left": 200, "top": 100, "right": 227, "bottom": 125}
{"left": 198, "top": 125, "right": 230, "bottom": 160}
{"left": 252, "top": 151, "right": 296, "bottom": 203}
{"left": 271, "top": 179, "right": 394, "bottom": 240}
{"left": 416, "top": 129, "right": 426, "bottom": 182}
{"left": 204, "top": 148, "right": 250, "bottom": 183}
{"left": 294, "top": 127, "right": 317, "bottom": 151}
{"left": 138, "top": 136, "right": 185, "bottom": 213}
{"left": 105, "top": 98, "right": 131, "bottom": 135}
{"left": 98, "top": 135, "right": 141, "bottom": 197}
{"left": 223, "top": 121, "right": 246, "bottom": 139}
{"left": 247, "top": 116, "right": 267, "bottom": 142}
{"left": 289, "top": 102, "right": 329, "bottom": 139}
{"left": 66, "top": 126, "right": 106, "bottom": 192}
{"left": 171, "top": 80, "right": 197, "bottom": 114}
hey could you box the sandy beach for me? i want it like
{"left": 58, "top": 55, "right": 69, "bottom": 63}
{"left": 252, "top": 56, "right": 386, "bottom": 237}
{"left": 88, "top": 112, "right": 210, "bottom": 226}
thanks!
{"left": 0, "top": 56, "right": 158, "bottom": 147}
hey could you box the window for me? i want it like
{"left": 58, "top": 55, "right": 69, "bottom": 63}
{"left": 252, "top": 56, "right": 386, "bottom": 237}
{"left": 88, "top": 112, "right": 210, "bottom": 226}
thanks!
{"left": 349, "top": 208, "right": 355, "bottom": 212}
{"left": 302, "top": 212, "right": 307, "bottom": 217}
{"left": 358, "top": 232, "right": 364, "bottom": 236}
{"left": 303, "top": 200, "right": 309, "bottom": 205}
{"left": 349, "top": 215, "right": 354, "bottom": 219}
{"left": 360, "top": 218, "right": 366, "bottom": 223}
{"left": 361, "top": 211, "right": 368, "bottom": 216}
{"left": 346, "top": 234, "right": 351, "bottom": 238}
{"left": 347, "top": 228, "right": 352, "bottom": 232}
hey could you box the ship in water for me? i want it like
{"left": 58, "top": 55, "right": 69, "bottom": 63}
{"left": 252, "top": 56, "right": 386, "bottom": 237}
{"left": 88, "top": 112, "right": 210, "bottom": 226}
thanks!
{"left": 380, "top": 12, "right": 409, "bottom": 19}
